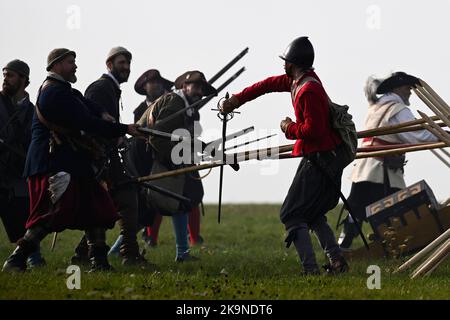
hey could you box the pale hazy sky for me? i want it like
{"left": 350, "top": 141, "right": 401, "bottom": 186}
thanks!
{"left": 1, "top": 0, "right": 449, "bottom": 203}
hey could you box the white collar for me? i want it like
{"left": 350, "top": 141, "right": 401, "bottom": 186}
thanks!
{"left": 47, "top": 72, "right": 69, "bottom": 84}
{"left": 378, "top": 92, "right": 407, "bottom": 106}
{"left": 106, "top": 72, "right": 121, "bottom": 88}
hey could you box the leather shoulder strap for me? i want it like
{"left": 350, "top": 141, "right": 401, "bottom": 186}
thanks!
{"left": 291, "top": 76, "right": 319, "bottom": 103}
{"left": 35, "top": 80, "right": 72, "bottom": 135}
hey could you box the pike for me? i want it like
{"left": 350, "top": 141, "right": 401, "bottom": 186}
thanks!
{"left": 430, "top": 149, "right": 450, "bottom": 169}
{"left": 204, "top": 126, "right": 254, "bottom": 150}
{"left": 395, "top": 228, "right": 450, "bottom": 273}
{"left": 417, "top": 110, "right": 450, "bottom": 147}
{"left": 208, "top": 48, "right": 249, "bottom": 84}
{"left": 154, "top": 93, "right": 218, "bottom": 127}
{"left": 197, "top": 67, "right": 246, "bottom": 111}
{"left": 413, "top": 84, "right": 450, "bottom": 130}
{"left": 137, "top": 127, "right": 194, "bottom": 142}
{"left": 128, "top": 141, "right": 447, "bottom": 184}
{"left": 355, "top": 142, "right": 446, "bottom": 159}
{"left": 356, "top": 141, "right": 438, "bottom": 152}
{"left": 154, "top": 67, "right": 247, "bottom": 126}
{"left": 140, "top": 182, "right": 191, "bottom": 204}
{"left": 126, "top": 144, "right": 291, "bottom": 184}
{"left": 224, "top": 133, "right": 277, "bottom": 151}
{"left": 278, "top": 142, "right": 449, "bottom": 160}
{"left": 417, "top": 79, "right": 450, "bottom": 118}
{"left": 157, "top": 49, "right": 249, "bottom": 124}
{"left": 411, "top": 239, "right": 449, "bottom": 279}
{"left": 357, "top": 116, "right": 445, "bottom": 138}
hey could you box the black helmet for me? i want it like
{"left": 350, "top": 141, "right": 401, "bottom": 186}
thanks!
{"left": 279, "top": 36, "right": 314, "bottom": 69}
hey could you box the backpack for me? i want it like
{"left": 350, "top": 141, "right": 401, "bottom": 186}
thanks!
{"left": 293, "top": 77, "right": 357, "bottom": 167}
{"left": 328, "top": 101, "right": 358, "bottom": 166}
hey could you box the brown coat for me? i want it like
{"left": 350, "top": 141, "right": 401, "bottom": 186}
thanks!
{"left": 145, "top": 92, "right": 203, "bottom": 214}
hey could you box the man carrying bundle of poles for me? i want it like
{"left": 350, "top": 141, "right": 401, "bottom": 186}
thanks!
{"left": 338, "top": 72, "right": 441, "bottom": 250}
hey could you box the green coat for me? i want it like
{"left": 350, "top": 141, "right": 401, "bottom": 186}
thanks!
{"left": 145, "top": 92, "right": 203, "bottom": 214}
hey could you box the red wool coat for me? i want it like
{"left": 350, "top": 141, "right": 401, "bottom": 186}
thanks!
{"left": 234, "top": 70, "right": 341, "bottom": 156}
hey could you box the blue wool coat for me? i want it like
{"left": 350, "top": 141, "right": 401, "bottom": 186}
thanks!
{"left": 23, "top": 77, "right": 128, "bottom": 178}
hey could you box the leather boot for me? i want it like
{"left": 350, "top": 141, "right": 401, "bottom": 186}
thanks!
{"left": 71, "top": 235, "right": 89, "bottom": 265}
{"left": 338, "top": 219, "right": 359, "bottom": 250}
{"left": 323, "top": 255, "right": 349, "bottom": 275}
{"left": 2, "top": 238, "right": 37, "bottom": 273}
{"left": 88, "top": 244, "right": 113, "bottom": 272}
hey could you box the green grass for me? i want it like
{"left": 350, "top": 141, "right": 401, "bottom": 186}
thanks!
{"left": 0, "top": 204, "right": 448, "bottom": 300}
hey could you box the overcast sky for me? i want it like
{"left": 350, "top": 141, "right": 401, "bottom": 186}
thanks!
{"left": 1, "top": 0, "right": 449, "bottom": 203}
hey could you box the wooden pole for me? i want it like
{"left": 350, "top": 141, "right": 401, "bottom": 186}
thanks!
{"left": 417, "top": 110, "right": 450, "bottom": 147}
{"left": 430, "top": 149, "right": 450, "bottom": 169}
{"left": 355, "top": 142, "right": 446, "bottom": 159}
{"left": 410, "top": 239, "right": 450, "bottom": 279}
{"left": 51, "top": 232, "right": 58, "bottom": 251}
{"left": 416, "top": 86, "right": 450, "bottom": 118}
{"left": 418, "top": 79, "right": 450, "bottom": 116}
{"left": 135, "top": 145, "right": 291, "bottom": 183}
{"left": 395, "top": 228, "right": 450, "bottom": 273}
{"left": 441, "top": 148, "right": 450, "bottom": 158}
{"left": 357, "top": 142, "right": 432, "bottom": 152}
{"left": 414, "top": 87, "right": 450, "bottom": 129}
{"left": 357, "top": 115, "right": 441, "bottom": 138}
{"left": 424, "top": 250, "right": 449, "bottom": 276}
{"left": 133, "top": 141, "right": 447, "bottom": 183}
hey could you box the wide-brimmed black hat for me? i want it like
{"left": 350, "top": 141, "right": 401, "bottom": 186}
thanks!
{"left": 376, "top": 72, "right": 419, "bottom": 94}
{"left": 174, "top": 70, "right": 216, "bottom": 96}
{"left": 134, "top": 69, "right": 174, "bottom": 95}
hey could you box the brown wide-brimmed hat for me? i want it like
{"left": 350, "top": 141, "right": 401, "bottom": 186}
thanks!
{"left": 134, "top": 69, "right": 174, "bottom": 95}
{"left": 376, "top": 72, "right": 419, "bottom": 94}
{"left": 46, "top": 48, "right": 76, "bottom": 71}
{"left": 174, "top": 70, "right": 216, "bottom": 96}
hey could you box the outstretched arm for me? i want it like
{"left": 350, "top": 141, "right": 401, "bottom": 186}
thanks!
{"left": 41, "top": 89, "right": 131, "bottom": 138}
{"left": 220, "top": 74, "right": 292, "bottom": 113}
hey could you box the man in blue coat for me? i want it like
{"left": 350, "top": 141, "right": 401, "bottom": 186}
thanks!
{"left": 2, "top": 48, "right": 142, "bottom": 272}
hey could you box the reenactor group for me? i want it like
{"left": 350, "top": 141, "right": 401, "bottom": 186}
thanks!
{"left": 0, "top": 37, "right": 438, "bottom": 275}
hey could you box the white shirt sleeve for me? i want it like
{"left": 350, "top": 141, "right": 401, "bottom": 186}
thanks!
{"left": 389, "top": 108, "right": 439, "bottom": 143}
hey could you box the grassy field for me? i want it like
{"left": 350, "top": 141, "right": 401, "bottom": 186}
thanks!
{"left": 0, "top": 204, "right": 448, "bottom": 300}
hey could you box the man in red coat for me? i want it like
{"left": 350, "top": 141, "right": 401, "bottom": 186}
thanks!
{"left": 221, "top": 37, "right": 348, "bottom": 275}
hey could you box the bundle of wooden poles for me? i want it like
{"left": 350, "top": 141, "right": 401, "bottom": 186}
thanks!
{"left": 132, "top": 79, "right": 449, "bottom": 184}
{"left": 394, "top": 228, "right": 449, "bottom": 278}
